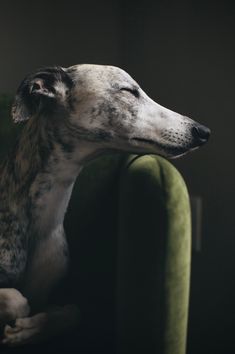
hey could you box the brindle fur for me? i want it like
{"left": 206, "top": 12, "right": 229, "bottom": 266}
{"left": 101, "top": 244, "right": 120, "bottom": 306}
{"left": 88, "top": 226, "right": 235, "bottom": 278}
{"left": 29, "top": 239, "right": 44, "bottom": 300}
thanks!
{"left": 0, "top": 64, "right": 210, "bottom": 346}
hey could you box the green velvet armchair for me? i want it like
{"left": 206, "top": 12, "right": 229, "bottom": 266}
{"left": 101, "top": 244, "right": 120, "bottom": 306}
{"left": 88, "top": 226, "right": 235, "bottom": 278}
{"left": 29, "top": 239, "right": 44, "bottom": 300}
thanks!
{"left": 0, "top": 96, "right": 191, "bottom": 354}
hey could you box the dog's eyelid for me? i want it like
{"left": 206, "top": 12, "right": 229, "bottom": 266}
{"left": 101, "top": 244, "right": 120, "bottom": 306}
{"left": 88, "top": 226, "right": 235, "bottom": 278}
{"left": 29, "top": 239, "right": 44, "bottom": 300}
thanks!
{"left": 120, "top": 87, "right": 140, "bottom": 98}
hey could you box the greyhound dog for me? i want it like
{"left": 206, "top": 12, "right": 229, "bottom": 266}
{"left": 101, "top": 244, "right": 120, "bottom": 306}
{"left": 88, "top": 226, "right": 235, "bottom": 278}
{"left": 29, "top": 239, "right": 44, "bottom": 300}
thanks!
{"left": 0, "top": 64, "right": 210, "bottom": 346}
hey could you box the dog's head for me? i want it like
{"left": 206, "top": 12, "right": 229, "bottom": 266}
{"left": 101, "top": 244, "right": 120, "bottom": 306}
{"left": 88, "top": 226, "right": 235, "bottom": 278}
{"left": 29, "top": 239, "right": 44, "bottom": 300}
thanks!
{"left": 12, "top": 64, "right": 210, "bottom": 158}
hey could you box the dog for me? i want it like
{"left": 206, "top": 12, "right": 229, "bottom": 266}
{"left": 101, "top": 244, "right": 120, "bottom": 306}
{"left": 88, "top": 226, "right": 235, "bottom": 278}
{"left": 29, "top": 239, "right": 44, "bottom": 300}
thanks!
{"left": 0, "top": 64, "right": 210, "bottom": 346}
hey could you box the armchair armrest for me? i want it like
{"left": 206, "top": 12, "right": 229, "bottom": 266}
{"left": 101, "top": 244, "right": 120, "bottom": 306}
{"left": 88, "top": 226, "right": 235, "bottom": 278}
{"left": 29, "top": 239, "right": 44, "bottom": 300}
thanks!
{"left": 117, "top": 154, "right": 191, "bottom": 354}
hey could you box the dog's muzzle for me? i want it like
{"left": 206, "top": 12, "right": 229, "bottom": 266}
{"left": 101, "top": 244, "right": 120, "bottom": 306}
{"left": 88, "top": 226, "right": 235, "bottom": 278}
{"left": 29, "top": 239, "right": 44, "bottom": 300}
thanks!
{"left": 191, "top": 123, "right": 211, "bottom": 146}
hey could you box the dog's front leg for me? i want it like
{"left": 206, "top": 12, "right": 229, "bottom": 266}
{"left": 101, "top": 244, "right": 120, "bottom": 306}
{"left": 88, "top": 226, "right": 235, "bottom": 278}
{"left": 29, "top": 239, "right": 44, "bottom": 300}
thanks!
{"left": 0, "top": 288, "right": 30, "bottom": 326}
{"left": 2, "top": 304, "right": 80, "bottom": 347}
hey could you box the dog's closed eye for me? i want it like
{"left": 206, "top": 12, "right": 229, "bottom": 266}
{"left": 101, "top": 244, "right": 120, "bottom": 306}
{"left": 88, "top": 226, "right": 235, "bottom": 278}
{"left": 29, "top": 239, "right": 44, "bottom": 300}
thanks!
{"left": 120, "top": 87, "right": 139, "bottom": 98}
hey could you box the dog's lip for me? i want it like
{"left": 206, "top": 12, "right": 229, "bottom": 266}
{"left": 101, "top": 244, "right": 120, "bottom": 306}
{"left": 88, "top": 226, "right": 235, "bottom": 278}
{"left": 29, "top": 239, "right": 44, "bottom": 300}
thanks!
{"left": 131, "top": 137, "right": 156, "bottom": 145}
{"left": 130, "top": 136, "right": 196, "bottom": 157}
{"left": 131, "top": 136, "right": 174, "bottom": 154}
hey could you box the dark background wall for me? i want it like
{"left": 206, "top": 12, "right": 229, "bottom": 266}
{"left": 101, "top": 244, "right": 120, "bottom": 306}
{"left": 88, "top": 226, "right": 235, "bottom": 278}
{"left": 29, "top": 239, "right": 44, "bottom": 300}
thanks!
{"left": 120, "top": 2, "right": 235, "bottom": 354}
{"left": 0, "top": 0, "right": 121, "bottom": 92}
{"left": 0, "top": 1, "right": 234, "bottom": 353}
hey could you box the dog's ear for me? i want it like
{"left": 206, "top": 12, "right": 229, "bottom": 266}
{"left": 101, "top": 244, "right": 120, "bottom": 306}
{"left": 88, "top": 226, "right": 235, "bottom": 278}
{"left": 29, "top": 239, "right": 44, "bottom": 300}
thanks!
{"left": 11, "top": 67, "right": 72, "bottom": 123}
{"left": 11, "top": 78, "right": 56, "bottom": 123}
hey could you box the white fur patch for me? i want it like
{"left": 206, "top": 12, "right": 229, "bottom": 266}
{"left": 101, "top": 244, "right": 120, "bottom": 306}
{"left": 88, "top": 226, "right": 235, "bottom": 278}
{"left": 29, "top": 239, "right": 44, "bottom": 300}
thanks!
{"left": 55, "top": 81, "right": 67, "bottom": 100}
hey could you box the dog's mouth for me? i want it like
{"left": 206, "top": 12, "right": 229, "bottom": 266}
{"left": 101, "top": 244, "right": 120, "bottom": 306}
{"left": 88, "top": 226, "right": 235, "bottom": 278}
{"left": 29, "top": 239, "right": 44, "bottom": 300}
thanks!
{"left": 130, "top": 124, "right": 210, "bottom": 157}
{"left": 130, "top": 136, "right": 197, "bottom": 158}
{"left": 132, "top": 137, "right": 156, "bottom": 145}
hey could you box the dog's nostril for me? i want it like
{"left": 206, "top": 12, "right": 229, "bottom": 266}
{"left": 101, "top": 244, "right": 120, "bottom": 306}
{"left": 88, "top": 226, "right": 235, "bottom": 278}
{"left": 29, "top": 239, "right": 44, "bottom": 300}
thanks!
{"left": 192, "top": 124, "right": 211, "bottom": 142}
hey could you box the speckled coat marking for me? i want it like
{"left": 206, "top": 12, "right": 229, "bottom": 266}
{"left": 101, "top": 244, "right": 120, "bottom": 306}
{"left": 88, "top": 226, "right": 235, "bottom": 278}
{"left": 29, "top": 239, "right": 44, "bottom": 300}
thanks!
{"left": 0, "top": 64, "right": 210, "bottom": 346}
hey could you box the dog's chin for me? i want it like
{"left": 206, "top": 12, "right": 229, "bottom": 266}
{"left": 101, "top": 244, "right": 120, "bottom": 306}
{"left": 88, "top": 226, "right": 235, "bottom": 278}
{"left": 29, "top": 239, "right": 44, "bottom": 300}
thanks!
{"left": 157, "top": 144, "right": 203, "bottom": 159}
{"left": 166, "top": 146, "right": 199, "bottom": 159}
{"left": 130, "top": 137, "right": 200, "bottom": 159}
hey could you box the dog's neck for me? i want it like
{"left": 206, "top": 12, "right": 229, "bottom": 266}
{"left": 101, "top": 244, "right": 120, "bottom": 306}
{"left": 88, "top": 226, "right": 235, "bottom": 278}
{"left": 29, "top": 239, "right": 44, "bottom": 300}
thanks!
{"left": 1, "top": 114, "right": 100, "bottom": 235}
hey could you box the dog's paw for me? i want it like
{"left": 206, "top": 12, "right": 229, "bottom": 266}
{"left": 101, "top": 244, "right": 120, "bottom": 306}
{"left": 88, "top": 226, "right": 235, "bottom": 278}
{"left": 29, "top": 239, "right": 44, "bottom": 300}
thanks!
{"left": 2, "top": 313, "right": 47, "bottom": 346}
{"left": 2, "top": 305, "right": 81, "bottom": 347}
{"left": 0, "top": 288, "right": 30, "bottom": 325}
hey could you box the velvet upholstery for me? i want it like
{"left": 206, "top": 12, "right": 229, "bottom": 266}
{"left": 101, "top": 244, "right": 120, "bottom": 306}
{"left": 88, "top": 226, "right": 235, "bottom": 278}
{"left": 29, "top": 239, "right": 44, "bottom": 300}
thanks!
{"left": 0, "top": 96, "right": 191, "bottom": 354}
{"left": 116, "top": 154, "right": 191, "bottom": 354}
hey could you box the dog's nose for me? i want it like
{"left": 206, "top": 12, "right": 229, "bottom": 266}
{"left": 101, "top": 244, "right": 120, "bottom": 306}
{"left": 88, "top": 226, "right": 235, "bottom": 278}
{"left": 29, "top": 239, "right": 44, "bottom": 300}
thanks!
{"left": 192, "top": 124, "right": 211, "bottom": 144}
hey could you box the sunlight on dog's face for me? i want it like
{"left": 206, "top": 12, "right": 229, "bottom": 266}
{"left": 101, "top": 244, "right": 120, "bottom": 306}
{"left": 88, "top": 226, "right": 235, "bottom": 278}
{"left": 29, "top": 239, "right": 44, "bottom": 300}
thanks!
{"left": 12, "top": 64, "right": 210, "bottom": 159}
{"left": 66, "top": 64, "right": 210, "bottom": 158}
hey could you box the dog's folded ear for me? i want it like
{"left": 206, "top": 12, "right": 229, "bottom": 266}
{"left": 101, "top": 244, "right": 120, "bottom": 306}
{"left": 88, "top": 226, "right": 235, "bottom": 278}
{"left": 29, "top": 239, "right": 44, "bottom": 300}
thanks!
{"left": 11, "top": 78, "right": 56, "bottom": 123}
{"left": 11, "top": 67, "right": 72, "bottom": 123}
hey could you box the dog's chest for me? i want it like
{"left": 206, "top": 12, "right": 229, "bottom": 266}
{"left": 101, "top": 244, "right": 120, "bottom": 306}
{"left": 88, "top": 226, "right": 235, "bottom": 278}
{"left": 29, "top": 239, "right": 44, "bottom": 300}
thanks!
{"left": 23, "top": 225, "right": 69, "bottom": 306}
{"left": 30, "top": 176, "right": 75, "bottom": 235}
{"left": 23, "top": 177, "right": 75, "bottom": 305}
